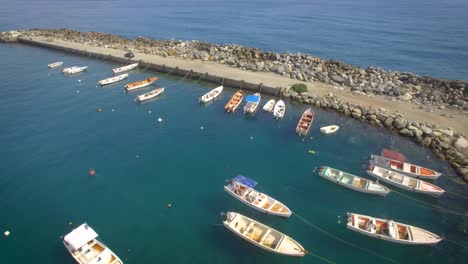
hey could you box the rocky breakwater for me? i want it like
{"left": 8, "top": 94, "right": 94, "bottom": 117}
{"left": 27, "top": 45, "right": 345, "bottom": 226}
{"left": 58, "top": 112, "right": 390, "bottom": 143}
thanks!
{"left": 6, "top": 28, "right": 467, "bottom": 112}
{"left": 282, "top": 89, "right": 468, "bottom": 182}
{"left": 2, "top": 28, "right": 467, "bottom": 182}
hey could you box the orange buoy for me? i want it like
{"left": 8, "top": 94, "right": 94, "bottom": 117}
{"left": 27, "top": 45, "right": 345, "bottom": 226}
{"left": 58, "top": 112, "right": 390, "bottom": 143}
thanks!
{"left": 89, "top": 169, "right": 95, "bottom": 176}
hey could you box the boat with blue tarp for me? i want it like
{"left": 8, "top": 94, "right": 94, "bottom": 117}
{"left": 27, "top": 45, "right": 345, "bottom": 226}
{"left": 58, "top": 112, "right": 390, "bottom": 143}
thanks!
{"left": 224, "top": 175, "right": 292, "bottom": 218}
{"left": 244, "top": 93, "right": 261, "bottom": 115}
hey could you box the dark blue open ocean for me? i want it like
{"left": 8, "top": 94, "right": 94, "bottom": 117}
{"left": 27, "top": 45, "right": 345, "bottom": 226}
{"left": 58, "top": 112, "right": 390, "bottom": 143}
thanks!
{"left": 0, "top": 1, "right": 467, "bottom": 264}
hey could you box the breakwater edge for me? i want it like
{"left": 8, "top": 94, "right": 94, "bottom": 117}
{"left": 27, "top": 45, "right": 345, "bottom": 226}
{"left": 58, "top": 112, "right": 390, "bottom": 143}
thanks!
{"left": 1, "top": 28, "right": 467, "bottom": 182}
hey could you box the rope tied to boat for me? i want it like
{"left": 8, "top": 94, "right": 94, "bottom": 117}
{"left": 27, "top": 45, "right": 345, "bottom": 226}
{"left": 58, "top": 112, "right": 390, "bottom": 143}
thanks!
{"left": 304, "top": 250, "right": 336, "bottom": 264}
{"left": 390, "top": 189, "right": 468, "bottom": 217}
{"left": 293, "top": 212, "right": 399, "bottom": 264}
{"left": 141, "top": 63, "right": 151, "bottom": 72}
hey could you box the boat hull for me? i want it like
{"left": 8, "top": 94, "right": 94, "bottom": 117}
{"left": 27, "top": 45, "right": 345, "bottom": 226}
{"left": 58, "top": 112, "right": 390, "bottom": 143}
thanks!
{"left": 64, "top": 239, "right": 123, "bottom": 264}
{"left": 224, "top": 186, "right": 291, "bottom": 218}
{"left": 99, "top": 74, "right": 128, "bottom": 86}
{"left": 346, "top": 213, "right": 442, "bottom": 245}
{"left": 320, "top": 125, "right": 339, "bottom": 134}
{"left": 366, "top": 167, "right": 444, "bottom": 197}
{"left": 137, "top": 88, "right": 164, "bottom": 102}
{"left": 112, "top": 63, "right": 139, "bottom": 74}
{"left": 317, "top": 167, "right": 390, "bottom": 196}
{"left": 224, "top": 212, "right": 305, "bottom": 257}
{"left": 199, "top": 86, "right": 223, "bottom": 103}
{"left": 371, "top": 155, "right": 441, "bottom": 180}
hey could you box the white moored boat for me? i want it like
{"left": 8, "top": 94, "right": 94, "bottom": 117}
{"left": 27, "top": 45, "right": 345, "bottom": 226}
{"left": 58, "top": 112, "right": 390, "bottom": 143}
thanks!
{"left": 48, "top": 61, "right": 63, "bottom": 68}
{"left": 199, "top": 86, "right": 223, "bottom": 103}
{"left": 320, "top": 125, "right": 339, "bottom": 134}
{"left": 137, "top": 87, "right": 165, "bottom": 102}
{"left": 63, "top": 66, "right": 79, "bottom": 73}
{"left": 370, "top": 154, "right": 441, "bottom": 180}
{"left": 262, "top": 99, "right": 276, "bottom": 112}
{"left": 224, "top": 212, "right": 306, "bottom": 257}
{"left": 67, "top": 66, "right": 88, "bottom": 75}
{"left": 367, "top": 165, "right": 444, "bottom": 197}
{"left": 224, "top": 175, "right": 292, "bottom": 218}
{"left": 244, "top": 93, "right": 261, "bottom": 115}
{"left": 315, "top": 166, "right": 390, "bottom": 196}
{"left": 273, "top": 100, "right": 285, "bottom": 119}
{"left": 112, "top": 62, "right": 139, "bottom": 74}
{"left": 347, "top": 213, "right": 442, "bottom": 245}
{"left": 63, "top": 223, "right": 123, "bottom": 264}
{"left": 99, "top": 74, "right": 129, "bottom": 86}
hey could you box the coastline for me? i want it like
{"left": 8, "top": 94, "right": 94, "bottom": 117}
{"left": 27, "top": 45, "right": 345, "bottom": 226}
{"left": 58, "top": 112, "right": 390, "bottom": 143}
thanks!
{"left": 1, "top": 29, "right": 467, "bottom": 182}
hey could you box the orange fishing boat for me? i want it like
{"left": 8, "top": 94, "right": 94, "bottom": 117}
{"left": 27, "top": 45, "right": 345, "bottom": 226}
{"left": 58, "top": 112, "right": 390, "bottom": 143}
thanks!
{"left": 224, "top": 90, "right": 244, "bottom": 112}
{"left": 296, "top": 107, "right": 314, "bottom": 136}
{"left": 125, "top": 77, "right": 158, "bottom": 92}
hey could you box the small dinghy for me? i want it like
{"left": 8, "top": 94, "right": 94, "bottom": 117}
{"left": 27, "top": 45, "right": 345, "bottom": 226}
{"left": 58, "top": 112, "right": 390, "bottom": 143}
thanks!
{"left": 63, "top": 66, "right": 78, "bottom": 74}
{"left": 48, "top": 61, "right": 63, "bottom": 68}
{"left": 315, "top": 166, "right": 390, "bottom": 196}
{"left": 125, "top": 77, "right": 158, "bottom": 92}
{"left": 112, "top": 62, "right": 139, "bottom": 74}
{"left": 199, "top": 86, "right": 223, "bottom": 103}
{"left": 63, "top": 223, "right": 123, "bottom": 264}
{"left": 137, "top": 87, "right": 164, "bottom": 102}
{"left": 262, "top": 99, "right": 276, "bottom": 112}
{"left": 63, "top": 66, "right": 87, "bottom": 75}
{"left": 347, "top": 213, "right": 442, "bottom": 245}
{"left": 244, "top": 93, "right": 261, "bottom": 115}
{"left": 273, "top": 100, "right": 285, "bottom": 119}
{"left": 296, "top": 107, "right": 314, "bottom": 136}
{"left": 320, "top": 125, "right": 339, "bottom": 134}
{"left": 99, "top": 74, "right": 128, "bottom": 86}
{"left": 367, "top": 165, "right": 444, "bottom": 197}
{"left": 224, "top": 212, "right": 306, "bottom": 257}
{"left": 224, "top": 90, "right": 244, "bottom": 112}
{"left": 224, "top": 175, "right": 292, "bottom": 218}
{"left": 370, "top": 154, "right": 441, "bottom": 180}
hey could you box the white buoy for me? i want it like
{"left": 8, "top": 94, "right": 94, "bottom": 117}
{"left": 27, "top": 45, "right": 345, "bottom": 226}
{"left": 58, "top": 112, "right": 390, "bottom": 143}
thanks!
{"left": 200, "top": 126, "right": 204, "bottom": 130}
{"left": 250, "top": 136, "right": 254, "bottom": 140}
{"left": 157, "top": 118, "right": 163, "bottom": 123}
{"left": 78, "top": 79, "right": 81, "bottom": 82}
{"left": 76, "top": 90, "right": 80, "bottom": 93}
{"left": 4, "top": 230, "right": 10, "bottom": 237}
{"left": 148, "top": 110, "right": 152, "bottom": 114}
{"left": 112, "top": 109, "right": 115, "bottom": 112}
{"left": 136, "top": 155, "right": 140, "bottom": 159}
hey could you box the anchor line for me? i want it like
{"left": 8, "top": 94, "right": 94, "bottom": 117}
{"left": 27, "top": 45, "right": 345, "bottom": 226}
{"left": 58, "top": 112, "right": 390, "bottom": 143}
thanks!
{"left": 305, "top": 251, "right": 336, "bottom": 264}
{"left": 293, "top": 212, "right": 399, "bottom": 264}
{"left": 390, "top": 189, "right": 468, "bottom": 217}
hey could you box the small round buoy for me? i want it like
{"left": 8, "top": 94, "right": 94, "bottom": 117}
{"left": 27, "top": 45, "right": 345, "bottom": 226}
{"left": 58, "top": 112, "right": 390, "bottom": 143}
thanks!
{"left": 111, "top": 109, "right": 115, "bottom": 112}
{"left": 78, "top": 79, "right": 81, "bottom": 82}
{"left": 4, "top": 230, "right": 10, "bottom": 237}
{"left": 157, "top": 118, "right": 163, "bottom": 123}
{"left": 148, "top": 110, "right": 152, "bottom": 114}
{"left": 136, "top": 155, "right": 140, "bottom": 159}
{"left": 76, "top": 90, "right": 80, "bottom": 93}
{"left": 200, "top": 126, "right": 204, "bottom": 130}
{"left": 89, "top": 169, "right": 95, "bottom": 176}
{"left": 69, "top": 222, "right": 73, "bottom": 226}
{"left": 250, "top": 136, "right": 253, "bottom": 140}
{"left": 97, "top": 108, "right": 102, "bottom": 112}
{"left": 168, "top": 203, "right": 172, "bottom": 208}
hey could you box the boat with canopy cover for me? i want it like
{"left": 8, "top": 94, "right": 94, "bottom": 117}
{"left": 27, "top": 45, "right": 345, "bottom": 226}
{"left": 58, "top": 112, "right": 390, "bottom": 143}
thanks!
{"left": 224, "top": 175, "right": 292, "bottom": 218}
{"left": 244, "top": 93, "right": 261, "bottom": 115}
{"left": 63, "top": 223, "right": 123, "bottom": 264}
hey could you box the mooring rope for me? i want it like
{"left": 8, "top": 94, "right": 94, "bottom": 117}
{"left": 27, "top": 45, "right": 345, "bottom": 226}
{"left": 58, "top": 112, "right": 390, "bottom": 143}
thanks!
{"left": 140, "top": 63, "right": 150, "bottom": 73}
{"left": 390, "top": 189, "right": 468, "bottom": 217}
{"left": 293, "top": 212, "right": 399, "bottom": 264}
{"left": 444, "top": 237, "right": 468, "bottom": 249}
{"left": 162, "top": 71, "right": 192, "bottom": 89}
{"left": 305, "top": 251, "right": 336, "bottom": 264}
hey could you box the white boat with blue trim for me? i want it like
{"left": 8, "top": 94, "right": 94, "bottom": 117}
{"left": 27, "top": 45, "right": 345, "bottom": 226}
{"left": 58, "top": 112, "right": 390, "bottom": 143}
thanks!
{"left": 224, "top": 175, "right": 292, "bottom": 218}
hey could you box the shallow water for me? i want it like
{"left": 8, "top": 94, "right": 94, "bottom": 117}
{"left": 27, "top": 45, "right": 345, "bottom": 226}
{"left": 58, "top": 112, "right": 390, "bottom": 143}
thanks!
{"left": 0, "top": 44, "right": 467, "bottom": 263}
{"left": 1, "top": 0, "right": 468, "bottom": 80}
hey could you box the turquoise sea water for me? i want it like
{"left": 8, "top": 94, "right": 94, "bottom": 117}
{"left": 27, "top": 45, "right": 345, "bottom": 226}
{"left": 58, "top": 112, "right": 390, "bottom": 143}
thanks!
{"left": 0, "top": 43, "right": 467, "bottom": 263}
{"left": 1, "top": 0, "right": 468, "bottom": 80}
